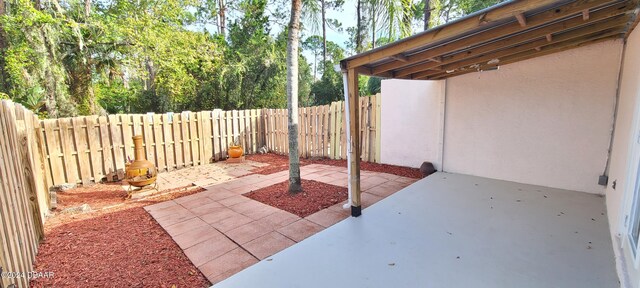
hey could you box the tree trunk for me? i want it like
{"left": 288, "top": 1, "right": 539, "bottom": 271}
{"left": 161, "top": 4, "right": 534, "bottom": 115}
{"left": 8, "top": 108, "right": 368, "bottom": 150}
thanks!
{"left": 68, "top": 61, "right": 95, "bottom": 115}
{"left": 84, "top": 0, "right": 91, "bottom": 18}
{"left": 321, "top": 0, "right": 327, "bottom": 66}
{"left": 356, "top": 0, "right": 362, "bottom": 52}
{"left": 423, "top": 0, "right": 431, "bottom": 30}
{"left": 371, "top": 4, "right": 376, "bottom": 49}
{"left": 287, "top": 0, "right": 302, "bottom": 193}
{"left": 219, "top": 0, "right": 226, "bottom": 37}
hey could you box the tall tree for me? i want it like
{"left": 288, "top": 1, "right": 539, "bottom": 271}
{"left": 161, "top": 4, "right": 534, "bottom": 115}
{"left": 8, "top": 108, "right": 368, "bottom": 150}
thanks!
{"left": 303, "top": 0, "right": 342, "bottom": 71}
{"left": 219, "top": 0, "right": 227, "bottom": 36}
{"left": 423, "top": 0, "right": 431, "bottom": 29}
{"left": 287, "top": 0, "right": 303, "bottom": 193}
{"left": 302, "top": 36, "right": 323, "bottom": 79}
{"left": 356, "top": 0, "right": 363, "bottom": 51}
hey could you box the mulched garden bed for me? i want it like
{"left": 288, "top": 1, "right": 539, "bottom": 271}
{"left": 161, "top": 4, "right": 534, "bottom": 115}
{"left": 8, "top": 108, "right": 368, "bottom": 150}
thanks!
{"left": 32, "top": 184, "right": 211, "bottom": 287}
{"left": 244, "top": 153, "right": 310, "bottom": 175}
{"left": 244, "top": 179, "right": 347, "bottom": 217}
{"left": 246, "top": 153, "right": 423, "bottom": 179}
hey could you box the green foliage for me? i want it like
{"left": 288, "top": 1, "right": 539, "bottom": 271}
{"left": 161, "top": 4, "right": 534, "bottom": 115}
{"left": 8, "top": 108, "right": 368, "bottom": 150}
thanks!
{"left": 311, "top": 63, "right": 343, "bottom": 105}
{"left": 367, "top": 76, "right": 382, "bottom": 94}
{"left": 0, "top": 0, "right": 499, "bottom": 118}
{"left": 431, "top": 0, "right": 502, "bottom": 26}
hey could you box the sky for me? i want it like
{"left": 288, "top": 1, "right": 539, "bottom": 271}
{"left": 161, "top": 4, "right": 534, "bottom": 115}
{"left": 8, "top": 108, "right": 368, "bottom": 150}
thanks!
{"left": 276, "top": 1, "right": 358, "bottom": 76}
{"left": 191, "top": 1, "right": 359, "bottom": 76}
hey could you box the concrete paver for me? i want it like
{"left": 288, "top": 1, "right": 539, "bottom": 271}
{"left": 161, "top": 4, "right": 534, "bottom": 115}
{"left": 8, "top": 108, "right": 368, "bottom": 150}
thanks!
{"left": 147, "top": 163, "right": 415, "bottom": 285}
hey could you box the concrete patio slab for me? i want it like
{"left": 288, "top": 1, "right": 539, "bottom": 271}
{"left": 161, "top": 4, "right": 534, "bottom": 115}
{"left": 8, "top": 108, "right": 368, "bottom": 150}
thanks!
{"left": 213, "top": 172, "right": 618, "bottom": 288}
{"left": 305, "top": 208, "right": 348, "bottom": 228}
{"left": 242, "top": 232, "right": 296, "bottom": 260}
{"left": 147, "top": 163, "right": 417, "bottom": 286}
{"left": 199, "top": 248, "right": 259, "bottom": 283}
{"left": 276, "top": 219, "right": 324, "bottom": 242}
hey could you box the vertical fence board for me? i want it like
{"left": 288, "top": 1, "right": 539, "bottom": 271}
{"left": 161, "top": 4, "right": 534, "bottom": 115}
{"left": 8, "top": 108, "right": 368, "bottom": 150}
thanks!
{"left": 256, "top": 109, "right": 262, "bottom": 149}
{"left": 121, "top": 114, "right": 134, "bottom": 163}
{"left": 231, "top": 110, "right": 239, "bottom": 148}
{"left": 274, "top": 110, "right": 280, "bottom": 153}
{"left": 43, "top": 120, "right": 64, "bottom": 184}
{"left": 162, "top": 114, "right": 175, "bottom": 171}
{"left": 179, "top": 112, "right": 191, "bottom": 167}
{"left": 322, "top": 105, "right": 329, "bottom": 158}
{"left": 375, "top": 94, "right": 382, "bottom": 162}
{"left": 59, "top": 118, "right": 79, "bottom": 184}
{"left": 188, "top": 112, "right": 199, "bottom": 166}
{"left": 108, "top": 115, "right": 125, "bottom": 180}
{"left": 152, "top": 114, "right": 166, "bottom": 172}
{"left": 98, "top": 116, "right": 115, "bottom": 181}
{"left": 244, "top": 110, "right": 252, "bottom": 153}
{"left": 225, "top": 111, "right": 233, "bottom": 153}
{"left": 212, "top": 110, "right": 222, "bottom": 161}
{"left": 172, "top": 113, "right": 184, "bottom": 169}
{"left": 329, "top": 103, "right": 337, "bottom": 159}
{"left": 200, "top": 112, "right": 212, "bottom": 164}
{"left": 219, "top": 111, "right": 227, "bottom": 158}
{"left": 142, "top": 114, "right": 155, "bottom": 169}
{"left": 32, "top": 114, "right": 51, "bottom": 218}
{"left": 251, "top": 109, "right": 257, "bottom": 153}
{"left": 340, "top": 102, "right": 347, "bottom": 159}
{"left": 72, "top": 117, "right": 92, "bottom": 184}
{"left": 238, "top": 110, "right": 246, "bottom": 149}
{"left": 86, "top": 116, "right": 102, "bottom": 182}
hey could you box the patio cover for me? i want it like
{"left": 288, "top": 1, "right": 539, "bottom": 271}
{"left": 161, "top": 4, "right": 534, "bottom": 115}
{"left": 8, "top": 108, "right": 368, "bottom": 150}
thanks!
{"left": 338, "top": 0, "right": 640, "bottom": 218}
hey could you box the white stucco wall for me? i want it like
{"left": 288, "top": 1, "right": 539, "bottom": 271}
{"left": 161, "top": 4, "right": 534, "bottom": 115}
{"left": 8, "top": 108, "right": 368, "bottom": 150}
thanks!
{"left": 443, "top": 40, "right": 623, "bottom": 194}
{"left": 604, "top": 26, "right": 640, "bottom": 287}
{"left": 380, "top": 79, "right": 444, "bottom": 168}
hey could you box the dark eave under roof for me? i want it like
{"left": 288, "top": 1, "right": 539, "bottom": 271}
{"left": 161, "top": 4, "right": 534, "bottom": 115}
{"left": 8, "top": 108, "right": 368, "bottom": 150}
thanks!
{"left": 340, "top": 0, "right": 640, "bottom": 80}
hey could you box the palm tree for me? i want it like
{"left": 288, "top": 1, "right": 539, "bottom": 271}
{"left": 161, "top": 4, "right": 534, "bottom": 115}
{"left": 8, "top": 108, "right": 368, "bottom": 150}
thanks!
{"left": 287, "top": 0, "right": 303, "bottom": 193}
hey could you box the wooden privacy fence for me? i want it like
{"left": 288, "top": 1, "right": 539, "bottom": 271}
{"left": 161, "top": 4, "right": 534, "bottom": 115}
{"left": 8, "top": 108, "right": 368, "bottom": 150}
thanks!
{"left": 0, "top": 101, "right": 49, "bottom": 288}
{"left": 264, "top": 94, "right": 381, "bottom": 162}
{"left": 40, "top": 109, "right": 265, "bottom": 186}
{"left": 39, "top": 95, "right": 381, "bottom": 187}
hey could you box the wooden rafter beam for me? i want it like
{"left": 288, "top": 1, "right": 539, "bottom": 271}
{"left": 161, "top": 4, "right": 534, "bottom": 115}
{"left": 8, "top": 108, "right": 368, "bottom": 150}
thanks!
{"left": 369, "top": 0, "right": 633, "bottom": 76}
{"left": 413, "top": 26, "right": 626, "bottom": 79}
{"left": 624, "top": 7, "right": 640, "bottom": 38}
{"left": 430, "top": 57, "right": 442, "bottom": 63}
{"left": 344, "top": 0, "right": 572, "bottom": 69}
{"left": 391, "top": 13, "right": 630, "bottom": 78}
{"left": 428, "top": 33, "right": 622, "bottom": 80}
{"left": 514, "top": 11, "right": 527, "bottom": 27}
{"left": 391, "top": 54, "right": 408, "bottom": 62}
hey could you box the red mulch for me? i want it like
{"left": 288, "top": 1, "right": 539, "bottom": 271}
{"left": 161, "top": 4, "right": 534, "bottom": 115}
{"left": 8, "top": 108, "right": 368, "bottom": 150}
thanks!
{"left": 32, "top": 184, "right": 211, "bottom": 287}
{"left": 244, "top": 153, "right": 310, "bottom": 175}
{"left": 246, "top": 153, "right": 422, "bottom": 179}
{"left": 31, "top": 207, "right": 209, "bottom": 288}
{"left": 55, "top": 183, "right": 128, "bottom": 211}
{"left": 244, "top": 179, "right": 347, "bottom": 218}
